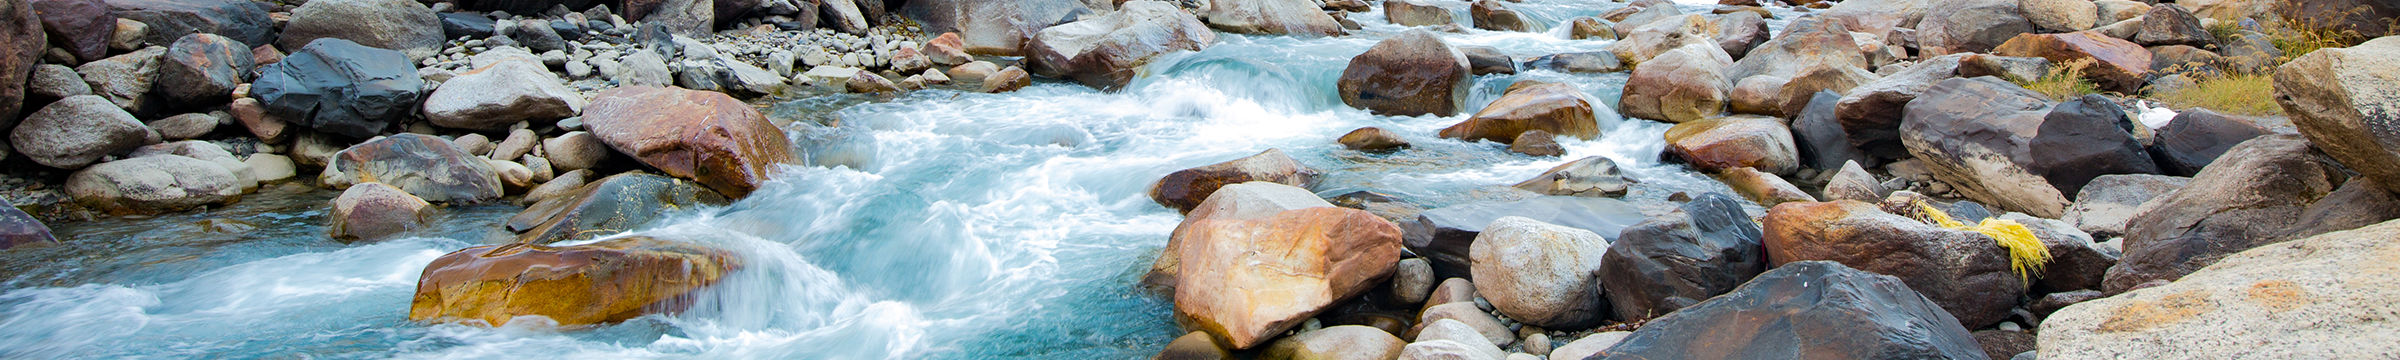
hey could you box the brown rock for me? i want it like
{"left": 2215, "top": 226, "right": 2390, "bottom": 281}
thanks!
{"left": 1760, "top": 200, "right": 2023, "bottom": 328}
{"left": 924, "top": 32, "right": 971, "bottom": 67}
{"left": 1338, "top": 126, "right": 1409, "bottom": 152}
{"left": 980, "top": 65, "right": 1031, "bottom": 93}
{"left": 1621, "top": 43, "right": 1733, "bottom": 123}
{"left": 407, "top": 236, "right": 738, "bottom": 326}
{"left": 1173, "top": 207, "right": 1403, "bottom": 349}
{"left": 32, "top": 0, "right": 111, "bottom": 63}
{"left": 1716, "top": 167, "right": 1815, "bottom": 206}
{"left": 1667, "top": 115, "right": 1799, "bottom": 175}
{"left": 2275, "top": 36, "right": 2400, "bottom": 195}
{"left": 1, "top": 0, "right": 38, "bottom": 122}
{"left": 1993, "top": 31, "right": 2153, "bottom": 93}
{"left": 2103, "top": 135, "right": 2400, "bottom": 293}
{"left": 582, "top": 86, "right": 797, "bottom": 199}
{"left": 1338, "top": 30, "right": 1471, "bottom": 117}
{"left": 321, "top": 133, "right": 504, "bottom": 203}
{"left": 1147, "top": 148, "right": 1320, "bottom": 214}
{"left": 1509, "top": 130, "right": 1564, "bottom": 157}
{"left": 327, "top": 182, "right": 431, "bottom": 242}
{"left": 1441, "top": 83, "right": 1599, "bottom": 143}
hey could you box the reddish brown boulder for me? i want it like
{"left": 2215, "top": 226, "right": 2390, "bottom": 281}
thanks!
{"left": 1148, "top": 148, "right": 1320, "bottom": 214}
{"left": 327, "top": 182, "right": 431, "bottom": 242}
{"left": 1440, "top": 83, "right": 1600, "bottom": 143}
{"left": 1174, "top": 206, "right": 1403, "bottom": 349}
{"left": 408, "top": 236, "right": 739, "bottom": 327}
{"left": 32, "top": 0, "right": 110, "bottom": 62}
{"left": 1993, "top": 31, "right": 2153, "bottom": 93}
{"left": 1666, "top": 115, "right": 1799, "bottom": 175}
{"left": 1339, "top": 30, "right": 1471, "bottom": 117}
{"left": 582, "top": 86, "right": 797, "bottom": 199}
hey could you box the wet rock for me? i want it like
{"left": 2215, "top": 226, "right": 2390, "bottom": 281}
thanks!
{"left": 2276, "top": 36, "right": 2400, "bottom": 195}
{"left": 2044, "top": 219, "right": 2400, "bottom": 358}
{"left": 845, "top": 71, "right": 899, "bottom": 93}
{"left": 1599, "top": 193, "right": 1764, "bottom": 321}
{"left": 2063, "top": 174, "right": 2188, "bottom": 238}
{"left": 253, "top": 38, "right": 425, "bottom": 139}
{"left": 1667, "top": 115, "right": 1799, "bottom": 175}
{"left": 1263, "top": 325, "right": 1406, "bottom": 360}
{"left": 327, "top": 182, "right": 431, "bottom": 242}
{"left": 980, "top": 65, "right": 1031, "bottom": 93}
{"left": 1174, "top": 207, "right": 1401, "bottom": 349}
{"left": 321, "top": 134, "right": 503, "bottom": 203}
{"left": 1442, "top": 83, "right": 1599, "bottom": 143}
{"left": 506, "top": 172, "right": 729, "bottom": 244}
{"left": 1508, "top": 130, "right": 1564, "bottom": 157}
{"left": 280, "top": 0, "right": 442, "bottom": 61}
{"left": 1148, "top": 148, "right": 1320, "bottom": 214}
{"left": 923, "top": 33, "right": 971, "bottom": 67}
{"left": 900, "top": 0, "right": 1088, "bottom": 56}
{"left": 1205, "top": 0, "right": 1341, "bottom": 36}
{"left": 1916, "top": 0, "right": 2034, "bottom": 56}
{"left": 1761, "top": 200, "right": 2024, "bottom": 328}
{"left": 152, "top": 33, "right": 253, "bottom": 107}
{"left": 1469, "top": 0, "right": 1535, "bottom": 32}
{"left": 1385, "top": 0, "right": 1451, "bottom": 27}
{"left": 1835, "top": 53, "right": 1964, "bottom": 155}
{"left": 1458, "top": 46, "right": 1514, "bottom": 75}
{"left": 1992, "top": 31, "right": 2153, "bottom": 93}
{"left": 521, "top": 169, "right": 590, "bottom": 206}
{"left": 1156, "top": 331, "right": 1233, "bottom": 360}
{"left": 1596, "top": 261, "right": 1985, "bottom": 359}
{"left": 76, "top": 46, "right": 161, "bottom": 114}
{"left": 408, "top": 236, "right": 738, "bottom": 327}
{"left": 2150, "top": 111, "right": 2270, "bottom": 177}
{"left": 422, "top": 59, "right": 584, "bottom": 131}
{"left": 1620, "top": 43, "right": 1733, "bottom": 123}
{"left": 32, "top": 0, "right": 111, "bottom": 63}
{"left": 2104, "top": 135, "right": 2400, "bottom": 293}
{"left": 439, "top": 12, "right": 495, "bottom": 39}
{"left": 0, "top": 198, "right": 53, "bottom": 249}
{"left": 1607, "top": 15, "right": 1718, "bottom": 65}
{"left": 1609, "top": 3, "right": 1682, "bottom": 34}
{"left": 2133, "top": 4, "right": 2211, "bottom": 47}
{"left": 11, "top": 95, "right": 157, "bottom": 169}
{"left": 1145, "top": 181, "right": 1333, "bottom": 288}
{"left": 65, "top": 152, "right": 245, "bottom": 214}
{"left": 1568, "top": 17, "right": 1619, "bottom": 40}
{"left": 1339, "top": 30, "right": 1471, "bottom": 117}
{"left": 1404, "top": 196, "right": 1646, "bottom": 278}
{"left": 1025, "top": 1, "right": 1215, "bottom": 90}
{"left": 1338, "top": 127, "right": 1409, "bottom": 152}
{"left": 1792, "top": 91, "right": 1869, "bottom": 170}
{"left": 1522, "top": 52, "right": 1622, "bottom": 73}
{"left": 1470, "top": 216, "right": 1611, "bottom": 328}
{"left": 583, "top": 86, "right": 798, "bottom": 198}
{"left": 103, "top": 0, "right": 274, "bottom": 48}
{"left": 489, "top": 159, "right": 534, "bottom": 191}
{"left": 1823, "top": 160, "right": 1887, "bottom": 202}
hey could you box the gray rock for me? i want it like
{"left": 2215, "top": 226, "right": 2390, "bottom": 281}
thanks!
{"left": 422, "top": 59, "right": 584, "bottom": 131}
{"left": 2044, "top": 219, "right": 2400, "bottom": 358}
{"left": 1511, "top": 156, "right": 1631, "bottom": 197}
{"left": 1469, "top": 216, "right": 1612, "bottom": 328}
{"left": 148, "top": 113, "right": 220, "bottom": 140}
{"left": 2063, "top": 174, "right": 2189, "bottom": 238}
{"left": 65, "top": 153, "right": 245, "bottom": 214}
{"left": 27, "top": 64, "right": 91, "bottom": 102}
{"left": 76, "top": 46, "right": 164, "bottom": 114}
{"left": 11, "top": 95, "right": 160, "bottom": 169}
{"left": 279, "top": 0, "right": 443, "bottom": 61}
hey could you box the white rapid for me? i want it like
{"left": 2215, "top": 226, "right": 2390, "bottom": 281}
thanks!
{"left": 0, "top": 1, "right": 1794, "bottom": 358}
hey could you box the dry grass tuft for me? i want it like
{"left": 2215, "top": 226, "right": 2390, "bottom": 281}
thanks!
{"left": 2155, "top": 73, "right": 2282, "bottom": 116}
{"left": 2016, "top": 58, "right": 2101, "bottom": 102}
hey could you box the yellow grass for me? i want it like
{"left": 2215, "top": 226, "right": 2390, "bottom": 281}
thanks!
{"left": 2154, "top": 73, "right": 2282, "bottom": 116}
{"left": 1916, "top": 202, "right": 2051, "bottom": 284}
{"left": 2015, "top": 58, "right": 2100, "bottom": 102}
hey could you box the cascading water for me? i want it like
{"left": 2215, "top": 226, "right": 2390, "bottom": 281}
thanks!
{"left": 0, "top": 1, "right": 1794, "bottom": 358}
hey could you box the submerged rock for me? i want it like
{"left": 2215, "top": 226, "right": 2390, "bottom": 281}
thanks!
{"left": 507, "top": 173, "right": 730, "bottom": 245}
{"left": 1595, "top": 261, "right": 1985, "bottom": 359}
{"left": 408, "top": 236, "right": 738, "bottom": 327}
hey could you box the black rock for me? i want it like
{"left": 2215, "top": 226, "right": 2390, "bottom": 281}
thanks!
{"left": 103, "top": 0, "right": 277, "bottom": 47}
{"left": 251, "top": 38, "right": 424, "bottom": 139}
{"left": 2032, "top": 94, "right": 2159, "bottom": 198}
{"left": 439, "top": 12, "right": 497, "bottom": 39}
{"left": 510, "top": 19, "right": 569, "bottom": 53}
{"left": 1403, "top": 196, "right": 1647, "bottom": 278}
{"left": 2147, "top": 109, "right": 2270, "bottom": 176}
{"left": 1599, "top": 192, "right": 1766, "bottom": 322}
{"left": 550, "top": 19, "right": 586, "bottom": 41}
{"left": 1595, "top": 261, "right": 1987, "bottom": 360}
{"left": 1793, "top": 90, "right": 1872, "bottom": 171}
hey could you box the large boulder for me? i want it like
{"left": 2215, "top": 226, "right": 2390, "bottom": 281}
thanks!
{"left": 1916, "top": 0, "right": 2035, "bottom": 56}
{"left": 1665, "top": 115, "right": 1799, "bottom": 175}
{"left": 2276, "top": 0, "right": 2400, "bottom": 39}
{"left": 2103, "top": 135, "right": 2400, "bottom": 293}
{"left": 2029, "top": 95, "right": 2161, "bottom": 196}
{"left": 153, "top": 33, "right": 252, "bottom": 107}
{"left": 11, "top": 95, "right": 156, "bottom": 169}
{"left": 2062, "top": 174, "right": 2189, "bottom": 238}
{"left": 626, "top": 0, "right": 711, "bottom": 37}
{"left": 2041, "top": 219, "right": 2400, "bottom": 358}
{"left": 128, "top": 140, "right": 253, "bottom": 193}
{"left": 1835, "top": 53, "right": 1965, "bottom": 156}
{"left": 1725, "top": 17, "right": 1868, "bottom": 89}
{"left": 1713, "top": 11, "right": 1768, "bottom": 59}
{"left": 253, "top": 38, "right": 424, "bottom": 139}
{"left": 1902, "top": 78, "right": 2155, "bottom": 218}
{"left": 1384, "top": 0, "right": 1452, "bottom": 27}
{"left": 1146, "top": 182, "right": 1332, "bottom": 287}
{"left": 1598, "top": 193, "right": 1765, "bottom": 322}
{"left": 1793, "top": 91, "right": 1872, "bottom": 170}
{"left": 327, "top": 182, "right": 431, "bottom": 242}
{"left": 1025, "top": 1, "right": 1215, "bottom": 90}
{"left": 821, "top": 0, "right": 868, "bottom": 34}
{"left": 901, "top": 0, "right": 1090, "bottom": 56}
{"left": 279, "top": 0, "right": 441, "bottom": 61}
{"left": 1470, "top": 216, "right": 1611, "bottom": 329}
{"left": 31, "top": 0, "right": 107, "bottom": 63}
{"left": 1338, "top": 30, "right": 1471, "bottom": 117}
{"left": 408, "top": 236, "right": 738, "bottom": 327}
{"left": 2132, "top": 4, "right": 2212, "bottom": 47}
{"left": 74, "top": 47, "right": 162, "bottom": 114}
{"left": 102, "top": 0, "right": 273, "bottom": 47}
{"left": 1204, "top": 0, "right": 1341, "bottom": 36}
{"left": 1761, "top": 200, "right": 2024, "bottom": 328}
{"left": 422, "top": 59, "right": 584, "bottom": 131}
{"left": 1594, "top": 261, "right": 1986, "bottom": 359}
{"left": 582, "top": 86, "right": 798, "bottom": 199}
{"left": 506, "top": 172, "right": 730, "bottom": 244}
{"left": 2275, "top": 36, "right": 2400, "bottom": 195}
{"left": 1992, "top": 31, "right": 2153, "bottom": 93}
{"left": 2147, "top": 109, "right": 2270, "bottom": 176}
{"left": 1439, "top": 83, "right": 1599, "bottom": 143}
{"left": 1404, "top": 196, "right": 1647, "bottom": 278}
{"left": 320, "top": 133, "right": 504, "bottom": 203}
{"left": 1147, "top": 148, "right": 1320, "bottom": 214}
{"left": 1173, "top": 207, "right": 1402, "bottom": 349}
{"left": 1620, "top": 43, "right": 1734, "bottom": 123}
{"left": 65, "top": 153, "right": 244, "bottom": 214}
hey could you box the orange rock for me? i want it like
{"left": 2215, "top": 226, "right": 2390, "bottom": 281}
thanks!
{"left": 1441, "top": 83, "right": 1600, "bottom": 143}
{"left": 1173, "top": 207, "right": 1404, "bottom": 349}
{"left": 408, "top": 236, "right": 739, "bottom": 327}
{"left": 581, "top": 86, "right": 796, "bottom": 198}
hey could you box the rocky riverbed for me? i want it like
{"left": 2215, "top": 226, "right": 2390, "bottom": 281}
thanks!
{"left": 2, "top": 0, "right": 2400, "bottom": 358}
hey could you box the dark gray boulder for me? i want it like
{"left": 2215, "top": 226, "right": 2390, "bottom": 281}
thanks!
{"left": 251, "top": 38, "right": 424, "bottom": 139}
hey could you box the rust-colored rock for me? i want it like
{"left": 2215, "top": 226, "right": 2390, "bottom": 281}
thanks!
{"left": 1666, "top": 115, "right": 1799, "bottom": 175}
{"left": 408, "top": 236, "right": 738, "bottom": 327}
{"left": 1148, "top": 148, "right": 1320, "bottom": 214}
{"left": 1173, "top": 206, "right": 1403, "bottom": 349}
{"left": 1338, "top": 30, "right": 1471, "bottom": 117}
{"left": 1760, "top": 200, "right": 2023, "bottom": 328}
{"left": 582, "top": 86, "right": 796, "bottom": 199}
{"left": 1440, "top": 83, "right": 1600, "bottom": 143}
{"left": 1993, "top": 31, "right": 2153, "bottom": 93}
{"left": 327, "top": 182, "right": 431, "bottom": 242}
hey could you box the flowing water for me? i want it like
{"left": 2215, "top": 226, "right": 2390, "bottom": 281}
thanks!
{"left": 0, "top": 1, "right": 1795, "bottom": 358}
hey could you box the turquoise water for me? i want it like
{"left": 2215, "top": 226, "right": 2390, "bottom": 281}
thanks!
{"left": 0, "top": 1, "right": 1793, "bottom": 358}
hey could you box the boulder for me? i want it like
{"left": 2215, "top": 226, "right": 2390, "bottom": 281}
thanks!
{"left": 1025, "top": 1, "right": 1215, "bottom": 90}
{"left": 2062, "top": 174, "right": 2189, "bottom": 238}
{"left": 1173, "top": 207, "right": 1402, "bottom": 349}
{"left": 1607, "top": 15, "right": 1718, "bottom": 65}
{"left": 1901, "top": 78, "right": 2142, "bottom": 218}
{"left": 128, "top": 140, "right": 253, "bottom": 192}
{"left": 1609, "top": 3, "right": 1682, "bottom": 35}
{"left": 1468, "top": 0, "right": 1536, "bottom": 32}
{"left": 2022, "top": 0, "right": 2099, "bottom": 32}
{"left": 1469, "top": 216, "right": 1611, "bottom": 328}
{"left": 1792, "top": 91, "right": 1870, "bottom": 170}
{"left": 1512, "top": 156, "right": 1632, "bottom": 197}
{"left": 822, "top": 0, "right": 869, "bottom": 34}
{"left": 1145, "top": 181, "right": 1332, "bottom": 288}
{"left": 153, "top": 33, "right": 253, "bottom": 107}
{"left": 1593, "top": 261, "right": 1985, "bottom": 359}
{"left": 102, "top": 0, "right": 273, "bottom": 47}
{"left": 2132, "top": 4, "right": 2212, "bottom": 47}
{"left": 408, "top": 236, "right": 738, "bottom": 326}
{"left": 2029, "top": 95, "right": 2161, "bottom": 196}
{"left": 2275, "top": 36, "right": 2400, "bottom": 195}
{"left": 1916, "top": 0, "right": 2035, "bottom": 56}
{"left": 1717, "top": 167, "right": 1816, "bottom": 206}
{"left": 1819, "top": 0, "right": 1930, "bottom": 37}
{"left": 1727, "top": 17, "right": 1868, "bottom": 86}
{"left": 506, "top": 173, "right": 730, "bottom": 244}
{"left": 1338, "top": 30, "right": 1471, "bottom": 117}
{"left": 31, "top": 0, "right": 107, "bottom": 63}
{"left": 1713, "top": 11, "right": 1768, "bottom": 59}
{"left": 279, "top": 0, "right": 442, "bottom": 61}
{"left": 327, "top": 182, "right": 431, "bottom": 242}
{"left": 1440, "top": 83, "right": 1599, "bottom": 143}
{"left": 541, "top": 131, "right": 612, "bottom": 172}
{"left": 1204, "top": 0, "right": 1342, "bottom": 36}
{"left": 1992, "top": 31, "right": 2152, "bottom": 93}
{"left": 1666, "top": 115, "right": 1799, "bottom": 175}
{"left": 1338, "top": 127, "right": 1409, "bottom": 152}
{"left": 65, "top": 153, "right": 244, "bottom": 214}
{"left": 628, "top": 0, "right": 710, "bottom": 37}
{"left": 2041, "top": 219, "right": 2400, "bottom": 358}
{"left": 246, "top": 153, "right": 294, "bottom": 183}
{"left": 1760, "top": 200, "right": 2025, "bottom": 328}
{"left": 1384, "top": 0, "right": 1453, "bottom": 27}
{"left": 1404, "top": 196, "right": 1646, "bottom": 278}
{"left": 1459, "top": 46, "right": 1514, "bottom": 75}
{"left": 1509, "top": 130, "right": 1564, "bottom": 157}
{"left": 253, "top": 38, "right": 425, "bottom": 139}
{"left": 1598, "top": 193, "right": 1764, "bottom": 322}
{"left": 422, "top": 59, "right": 584, "bottom": 131}
{"left": 582, "top": 86, "right": 798, "bottom": 198}
{"left": 2104, "top": 135, "right": 2400, "bottom": 293}
{"left": 2007, "top": 212, "right": 2118, "bottom": 293}
{"left": 75, "top": 46, "right": 160, "bottom": 114}
{"left": 1262, "top": 326, "right": 1406, "bottom": 360}
{"left": 1835, "top": 53, "right": 1965, "bottom": 156}
{"left": 2276, "top": 0, "right": 2400, "bottom": 39}
{"left": 1148, "top": 149, "right": 1319, "bottom": 214}
{"left": 900, "top": 0, "right": 1090, "bottom": 56}
{"left": 11, "top": 95, "right": 156, "bottom": 169}
{"left": 321, "top": 133, "right": 504, "bottom": 203}
{"left": 27, "top": 64, "right": 88, "bottom": 102}
{"left": 2148, "top": 109, "right": 2269, "bottom": 176}
{"left": 0, "top": 199, "right": 53, "bottom": 249}
{"left": 1620, "top": 43, "right": 1733, "bottom": 123}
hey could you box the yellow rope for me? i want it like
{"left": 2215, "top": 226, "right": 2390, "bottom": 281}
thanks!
{"left": 1915, "top": 202, "right": 2050, "bottom": 284}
